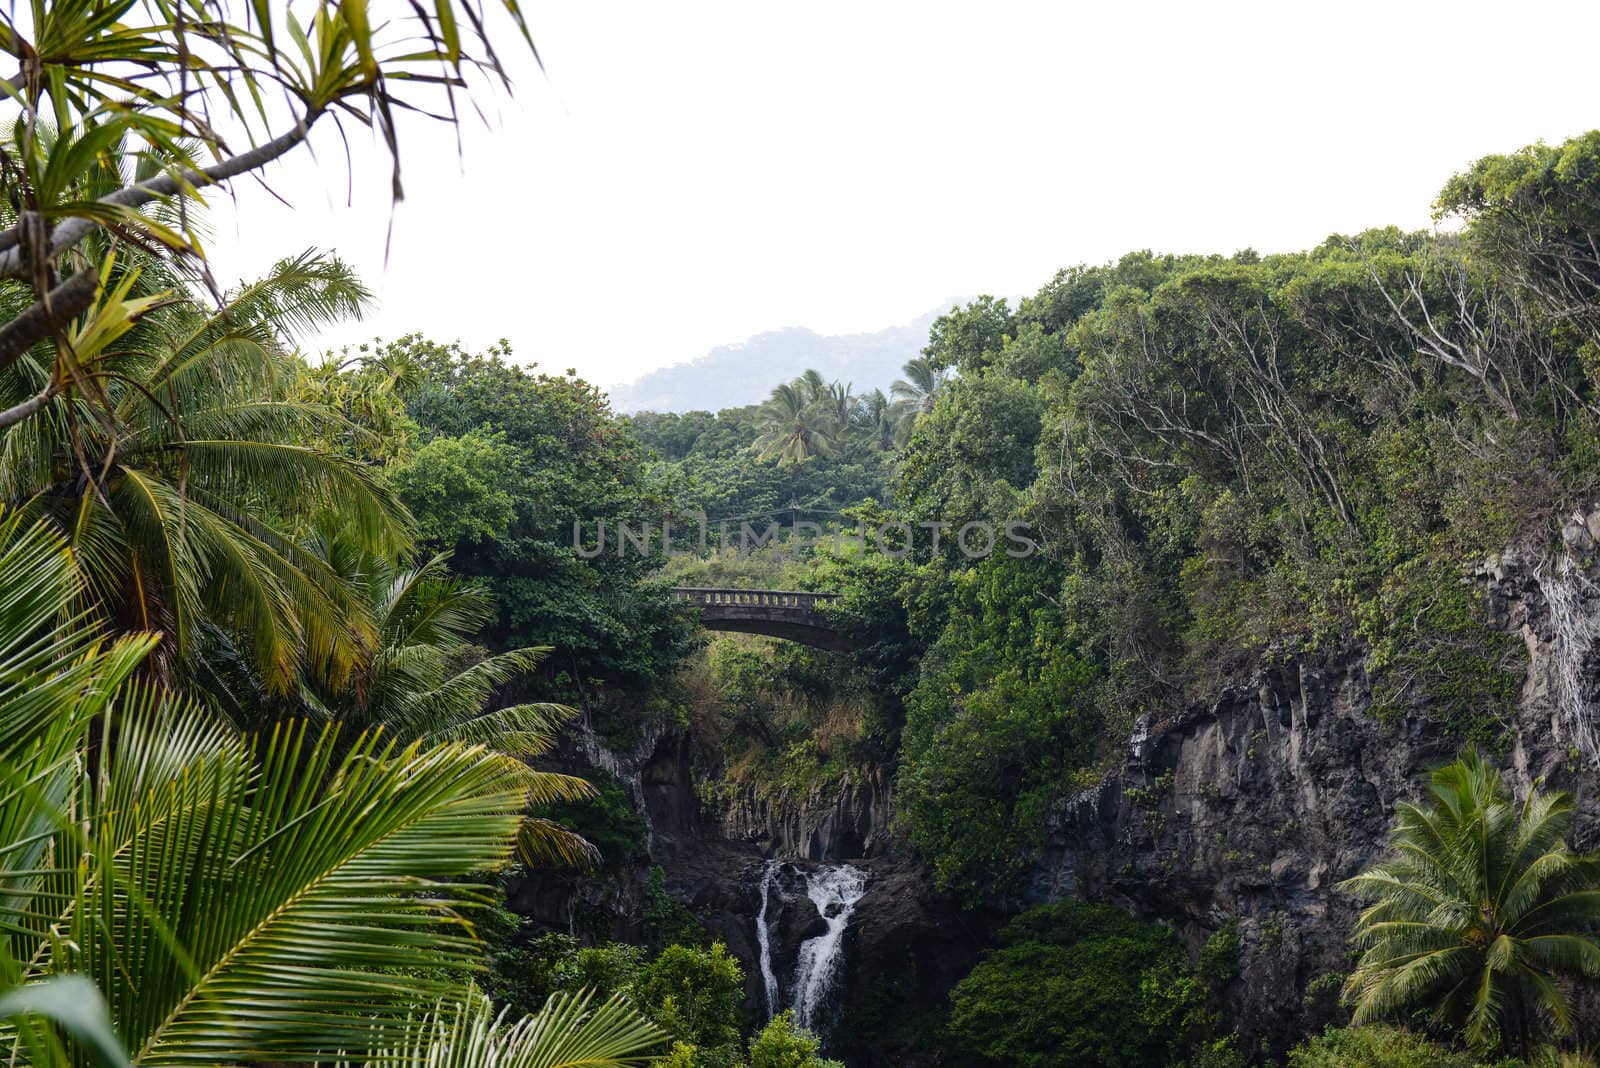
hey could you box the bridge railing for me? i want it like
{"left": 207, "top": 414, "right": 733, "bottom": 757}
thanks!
{"left": 669, "top": 587, "right": 838, "bottom": 611}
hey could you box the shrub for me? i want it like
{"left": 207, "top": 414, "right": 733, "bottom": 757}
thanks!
{"left": 947, "top": 902, "right": 1208, "bottom": 1067}
{"left": 748, "top": 1011, "right": 845, "bottom": 1068}
{"left": 1287, "top": 1026, "right": 1522, "bottom": 1068}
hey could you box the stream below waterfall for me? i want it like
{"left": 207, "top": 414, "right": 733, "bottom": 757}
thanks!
{"left": 755, "top": 860, "right": 868, "bottom": 1033}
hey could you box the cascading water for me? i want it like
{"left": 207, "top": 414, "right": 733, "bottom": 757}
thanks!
{"left": 753, "top": 861, "right": 869, "bottom": 1033}
{"left": 790, "top": 864, "right": 867, "bottom": 1031}
{"left": 755, "top": 860, "right": 781, "bottom": 1018}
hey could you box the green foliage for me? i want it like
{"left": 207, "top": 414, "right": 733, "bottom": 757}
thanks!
{"left": 1341, "top": 750, "right": 1600, "bottom": 1054}
{"left": 0, "top": 511, "right": 664, "bottom": 1065}
{"left": 0, "top": 0, "right": 532, "bottom": 437}
{"left": 479, "top": 928, "right": 749, "bottom": 1064}
{"left": 0, "top": 5, "right": 665, "bottom": 1065}
{"left": 1287, "top": 1026, "right": 1519, "bottom": 1068}
{"left": 637, "top": 943, "right": 746, "bottom": 1054}
{"left": 795, "top": 129, "right": 1600, "bottom": 897}
{"left": 1198, "top": 920, "right": 1243, "bottom": 983}
{"left": 373, "top": 335, "right": 700, "bottom": 688}
{"left": 747, "top": 1012, "right": 845, "bottom": 1068}
{"left": 389, "top": 429, "right": 521, "bottom": 548}
{"left": 895, "top": 372, "right": 1042, "bottom": 533}
{"left": 947, "top": 902, "right": 1213, "bottom": 1067}
{"left": 923, "top": 295, "right": 1015, "bottom": 374}
{"left": 898, "top": 556, "right": 1102, "bottom": 900}
{"left": 1437, "top": 131, "right": 1600, "bottom": 356}
{"left": 677, "top": 632, "right": 878, "bottom": 812}
{"left": 2, "top": 253, "right": 408, "bottom": 694}
{"left": 1362, "top": 558, "right": 1523, "bottom": 747}
{"left": 531, "top": 769, "right": 649, "bottom": 871}
{"left": 645, "top": 867, "right": 711, "bottom": 953}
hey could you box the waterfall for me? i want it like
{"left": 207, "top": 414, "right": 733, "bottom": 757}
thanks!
{"left": 755, "top": 860, "right": 781, "bottom": 1018}
{"left": 791, "top": 864, "right": 867, "bottom": 1032}
{"left": 753, "top": 861, "right": 869, "bottom": 1033}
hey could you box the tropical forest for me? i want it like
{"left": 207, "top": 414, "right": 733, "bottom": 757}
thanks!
{"left": 8, "top": 3, "right": 1600, "bottom": 1067}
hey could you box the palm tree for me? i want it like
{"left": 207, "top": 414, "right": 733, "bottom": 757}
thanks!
{"left": 855, "top": 388, "right": 906, "bottom": 454}
{"left": 0, "top": 0, "right": 536, "bottom": 442}
{"left": 819, "top": 380, "right": 858, "bottom": 436}
{"left": 751, "top": 382, "right": 836, "bottom": 463}
{"left": 796, "top": 368, "right": 829, "bottom": 406}
{"left": 0, "top": 515, "right": 664, "bottom": 1066}
{"left": 301, "top": 547, "right": 600, "bottom": 867}
{"left": 891, "top": 356, "right": 946, "bottom": 439}
{"left": 1340, "top": 749, "right": 1600, "bottom": 1055}
{"left": 0, "top": 250, "right": 408, "bottom": 693}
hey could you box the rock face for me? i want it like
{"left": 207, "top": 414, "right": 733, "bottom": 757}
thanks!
{"left": 1030, "top": 653, "right": 1438, "bottom": 1050}
{"left": 719, "top": 765, "right": 895, "bottom": 860}
{"left": 1026, "top": 532, "right": 1600, "bottom": 1052}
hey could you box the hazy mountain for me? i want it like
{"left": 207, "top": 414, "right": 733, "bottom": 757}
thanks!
{"left": 608, "top": 301, "right": 961, "bottom": 414}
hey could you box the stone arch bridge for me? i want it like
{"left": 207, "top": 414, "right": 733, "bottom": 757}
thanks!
{"left": 670, "top": 588, "right": 851, "bottom": 652}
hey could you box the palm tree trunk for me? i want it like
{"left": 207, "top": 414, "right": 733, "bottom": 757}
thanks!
{"left": 1510, "top": 980, "right": 1533, "bottom": 1062}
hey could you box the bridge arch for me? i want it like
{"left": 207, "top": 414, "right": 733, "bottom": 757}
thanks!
{"left": 670, "top": 587, "right": 852, "bottom": 652}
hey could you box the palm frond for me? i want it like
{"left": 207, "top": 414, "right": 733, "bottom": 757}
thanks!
{"left": 342, "top": 988, "right": 664, "bottom": 1068}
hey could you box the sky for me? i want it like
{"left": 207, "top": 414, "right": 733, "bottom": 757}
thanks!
{"left": 205, "top": 0, "right": 1600, "bottom": 389}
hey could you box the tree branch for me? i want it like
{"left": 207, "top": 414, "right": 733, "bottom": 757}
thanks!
{"left": 0, "top": 383, "right": 56, "bottom": 431}
{"left": 0, "top": 267, "right": 100, "bottom": 374}
{"left": 0, "top": 114, "right": 321, "bottom": 281}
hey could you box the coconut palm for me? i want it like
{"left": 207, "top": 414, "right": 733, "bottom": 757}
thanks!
{"left": 0, "top": 250, "right": 408, "bottom": 693}
{"left": 300, "top": 546, "right": 600, "bottom": 867}
{"left": 891, "top": 356, "right": 946, "bottom": 438}
{"left": 0, "top": 514, "right": 664, "bottom": 1066}
{"left": 751, "top": 382, "right": 837, "bottom": 463}
{"left": 855, "top": 388, "right": 907, "bottom": 454}
{"left": 343, "top": 988, "right": 664, "bottom": 1067}
{"left": 818, "top": 379, "right": 859, "bottom": 434}
{"left": 796, "top": 368, "right": 830, "bottom": 406}
{"left": 1340, "top": 749, "right": 1600, "bottom": 1056}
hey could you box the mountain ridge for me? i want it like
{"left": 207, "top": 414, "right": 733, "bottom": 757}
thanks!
{"left": 607, "top": 300, "right": 964, "bottom": 413}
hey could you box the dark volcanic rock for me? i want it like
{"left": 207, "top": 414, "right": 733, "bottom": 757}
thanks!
{"left": 1025, "top": 532, "right": 1600, "bottom": 1053}
{"left": 720, "top": 764, "right": 895, "bottom": 860}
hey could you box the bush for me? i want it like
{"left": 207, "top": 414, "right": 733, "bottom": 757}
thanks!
{"left": 748, "top": 1011, "right": 845, "bottom": 1068}
{"left": 1197, "top": 919, "right": 1242, "bottom": 982}
{"left": 644, "top": 866, "right": 710, "bottom": 953}
{"left": 947, "top": 902, "right": 1209, "bottom": 1067}
{"left": 1287, "top": 1026, "right": 1522, "bottom": 1068}
{"left": 637, "top": 942, "right": 745, "bottom": 1053}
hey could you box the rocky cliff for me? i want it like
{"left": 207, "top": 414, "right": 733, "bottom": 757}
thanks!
{"left": 1028, "top": 524, "right": 1600, "bottom": 1052}
{"left": 718, "top": 765, "right": 895, "bottom": 861}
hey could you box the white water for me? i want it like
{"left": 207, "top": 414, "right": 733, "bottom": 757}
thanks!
{"left": 790, "top": 864, "right": 868, "bottom": 1032}
{"left": 755, "top": 860, "right": 782, "bottom": 1018}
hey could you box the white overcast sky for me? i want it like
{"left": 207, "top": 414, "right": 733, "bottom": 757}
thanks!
{"left": 205, "top": 0, "right": 1600, "bottom": 389}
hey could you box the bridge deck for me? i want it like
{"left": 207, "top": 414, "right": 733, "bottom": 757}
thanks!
{"left": 670, "top": 587, "right": 850, "bottom": 652}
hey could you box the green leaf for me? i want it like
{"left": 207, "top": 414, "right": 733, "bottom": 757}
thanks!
{"left": 0, "top": 975, "right": 132, "bottom": 1068}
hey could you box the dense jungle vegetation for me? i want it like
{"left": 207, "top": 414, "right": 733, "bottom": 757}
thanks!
{"left": 621, "top": 131, "right": 1600, "bottom": 1062}
{"left": 7, "top": 1, "right": 1600, "bottom": 1065}
{"left": 639, "top": 127, "right": 1600, "bottom": 904}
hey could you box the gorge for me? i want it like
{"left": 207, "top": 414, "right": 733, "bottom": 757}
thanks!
{"left": 517, "top": 502, "right": 1600, "bottom": 1064}
{"left": 239, "top": 128, "right": 1600, "bottom": 1064}
{"left": 17, "top": 8, "right": 1600, "bottom": 1066}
